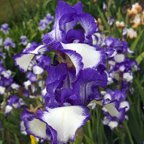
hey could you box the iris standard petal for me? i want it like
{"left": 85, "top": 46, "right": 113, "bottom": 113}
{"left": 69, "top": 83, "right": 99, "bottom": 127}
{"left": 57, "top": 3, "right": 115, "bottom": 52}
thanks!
{"left": 75, "top": 13, "right": 97, "bottom": 38}
{"left": 52, "top": 1, "right": 76, "bottom": 41}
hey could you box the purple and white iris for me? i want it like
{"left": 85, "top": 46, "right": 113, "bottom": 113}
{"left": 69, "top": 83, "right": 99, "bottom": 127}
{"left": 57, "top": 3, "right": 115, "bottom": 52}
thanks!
{"left": 14, "top": 1, "right": 137, "bottom": 143}
{"left": 39, "top": 13, "right": 54, "bottom": 31}
{"left": 0, "top": 23, "right": 10, "bottom": 34}
{"left": 4, "top": 37, "right": 15, "bottom": 51}
{"left": 20, "top": 35, "right": 28, "bottom": 46}
{"left": 5, "top": 95, "right": 25, "bottom": 114}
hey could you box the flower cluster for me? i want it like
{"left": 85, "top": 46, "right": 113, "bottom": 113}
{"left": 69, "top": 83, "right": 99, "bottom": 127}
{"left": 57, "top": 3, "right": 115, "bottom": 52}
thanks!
{"left": 0, "top": 23, "right": 15, "bottom": 52}
{"left": 100, "top": 2, "right": 143, "bottom": 39}
{"left": 39, "top": 13, "right": 54, "bottom": 31}
{"left": 0, "top": 12, "right": 55, "bottom": 119}
{"left": 120, "top": 3, "right": 143, "bottom": 39}
{"left": 14, "top": 1, "right": 137, "bottom": 143}
{"left": 21, "top": 43, "right": 50, "bottom": 99}
{"left": 0, "top": 63, "right": 25, "bottom": 115}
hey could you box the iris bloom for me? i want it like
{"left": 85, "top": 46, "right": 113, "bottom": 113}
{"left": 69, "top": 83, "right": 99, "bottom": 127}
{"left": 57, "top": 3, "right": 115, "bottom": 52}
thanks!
{"left": 20, "top": 35, "right": 28, "bottom": 46}
{"left": 14, "top": 1, "right": 136, "bottom": 143}
{"left": 4, "top": 37, "right": 15, "bottom": 51}
{"left": 0, "top": 23, "right": 9, "bottom": 34}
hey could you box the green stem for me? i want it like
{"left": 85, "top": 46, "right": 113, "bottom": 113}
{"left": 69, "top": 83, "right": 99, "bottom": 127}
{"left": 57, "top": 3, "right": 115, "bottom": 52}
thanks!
{"left": 124, "top": 122, "right": 134, "bottom": 144}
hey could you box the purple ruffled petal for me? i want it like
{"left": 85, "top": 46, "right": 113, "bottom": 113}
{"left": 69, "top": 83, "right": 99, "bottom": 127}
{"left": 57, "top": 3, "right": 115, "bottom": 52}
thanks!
{"left": 73, "top": 68, "right": 107, "bottom": 104}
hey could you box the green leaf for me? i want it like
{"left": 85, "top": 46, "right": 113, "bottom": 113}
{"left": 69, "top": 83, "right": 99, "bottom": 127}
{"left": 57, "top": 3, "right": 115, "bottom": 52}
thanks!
{"left": 14, "top": 134, "right": 20, "bottom": 144}
{"left": 130, "top": 30, "right": 144, "bottom": 51}
{"left": 136, "top": 51, "right": 144, "bottom": 64}
{"left": 84, "top": 135, "right": 95, "bottom": 144}
{"left": 96, "top": 5, "right": 110, "bottom": 33}
{"left": 117, "top": 8, "right": 123, "bottom": 21}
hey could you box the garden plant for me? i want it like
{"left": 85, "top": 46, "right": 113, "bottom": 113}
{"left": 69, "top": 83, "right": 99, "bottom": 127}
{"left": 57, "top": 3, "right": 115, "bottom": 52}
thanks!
{"left": 0, "top": 0, "right": 144, "bottom": 144}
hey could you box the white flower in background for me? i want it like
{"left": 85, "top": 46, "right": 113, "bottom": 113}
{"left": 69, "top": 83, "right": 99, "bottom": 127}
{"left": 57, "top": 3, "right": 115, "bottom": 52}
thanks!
{"left": 33, "top": 65, "right": 44, "bottom": 75}
{"left": 23, "top": 80, "right": 31, "bottom": 89}
{"left": 126, "top": 28, "right": 137, "bottom": 39}
{"left": 115, "top": 21, "right": 125, "bottom": 28}
{"left": 0, "top": 38, "right": 3, "bottom": 46}
{"left": 0, "top": 86, "right": 6, "bottom": 95}
{"left": 2, "top": 70, "right": 12, "bottom": 78}
{"left": 114, "top": 54, "right": 125, "bottom": 63}
{"left": 11, "top": 83, "right": 20, "bottom": 90}
{"left": 5, "top": 105, "right": 13, "bottom": 114}
{"left": 123, "top": 72, "right": 133, "bottom": 82}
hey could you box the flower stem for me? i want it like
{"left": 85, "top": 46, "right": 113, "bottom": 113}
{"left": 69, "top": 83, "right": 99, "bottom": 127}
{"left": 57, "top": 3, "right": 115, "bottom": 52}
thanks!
{"left": 124, "top": 122, "right": 134, "bottom": 144}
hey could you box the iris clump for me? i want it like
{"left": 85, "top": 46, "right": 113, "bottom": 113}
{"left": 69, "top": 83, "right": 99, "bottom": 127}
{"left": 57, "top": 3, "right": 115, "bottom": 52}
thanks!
{"left": 0, "top": 1, "right": 142, "bottom": 144}
{"left": 12, "top": 1, "right": 138, "bottom": 143}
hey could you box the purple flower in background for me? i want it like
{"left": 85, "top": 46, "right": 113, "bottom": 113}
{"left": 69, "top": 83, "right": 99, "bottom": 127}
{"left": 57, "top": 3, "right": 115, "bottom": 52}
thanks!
{"left": 26, "top": 72, "right": 37, "bottom": 82}
{"left": 39, "top": 19, "right": 49, "bottom": 31}
{"left": 0, "top": 63, "right": 5, "bottom": 73}
{"left": 0, "top": 86, "right": 5, "bottom": 95}
{"left": 108, "top": 17, "right": 115, "bottom": 26}
{"left": 4, "top": 37, "right": 15, "bottom": 50}
{"left": 20, "top": 35, "right": 28, "bottom": 46}
{"left": 5, "top": 95, "right": 25, "bottom": 114}
{"left": 0, "top": 23, "right": 9, "bottom": 34}
{"left": 39, "top": 13, "right": 53, "bottom": 31}
{"left": 45, "top": 13, "right": 54, "bottom": 23}
{"left": 101, "top": 89, "right": 130, "bottom": 129}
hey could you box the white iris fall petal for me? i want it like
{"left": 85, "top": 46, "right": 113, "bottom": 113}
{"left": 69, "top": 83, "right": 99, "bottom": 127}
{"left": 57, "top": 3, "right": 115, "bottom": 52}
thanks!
{"left": 61, "top": 43, "right": 102, "bottom": 75}
{"left": 38, "top": 106, "right": 89, "bottom": 143}
{"left": 14, "top": 45, "right": 46, "bottom": 72}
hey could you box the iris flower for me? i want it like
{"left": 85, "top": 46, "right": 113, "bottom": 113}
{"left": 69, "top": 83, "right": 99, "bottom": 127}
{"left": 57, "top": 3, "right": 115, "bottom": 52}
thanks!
{"left": 14, "top": 1, "right": 135, "bottom": 143}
